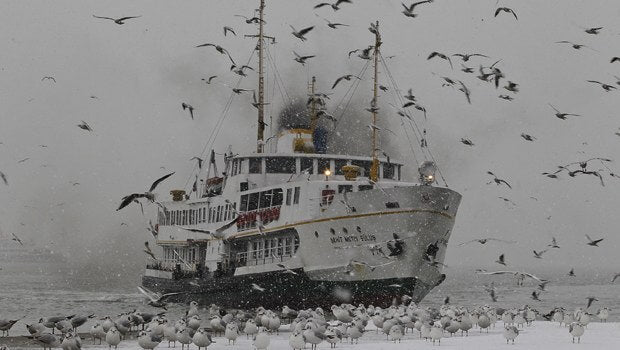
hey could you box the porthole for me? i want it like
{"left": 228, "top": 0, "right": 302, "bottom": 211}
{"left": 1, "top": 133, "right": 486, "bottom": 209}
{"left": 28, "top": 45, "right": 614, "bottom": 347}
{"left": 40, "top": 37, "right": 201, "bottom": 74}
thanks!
{"left": 314, "top": 231, "right": 319, "bottom": 238}
{"left": 356, "top": 226, "right": 362, "bottom": 233}
{"left": 342, "top": 227, "right": 348, "bottom": 234}
{"left": 329, "top": 228, "right": 335, "bottom": 235}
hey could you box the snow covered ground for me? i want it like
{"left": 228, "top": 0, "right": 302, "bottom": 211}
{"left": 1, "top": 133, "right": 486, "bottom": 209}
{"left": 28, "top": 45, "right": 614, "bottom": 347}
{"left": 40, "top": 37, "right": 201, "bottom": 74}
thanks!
{"left": 4, "top": 321, "right": 618, "bottom": 350}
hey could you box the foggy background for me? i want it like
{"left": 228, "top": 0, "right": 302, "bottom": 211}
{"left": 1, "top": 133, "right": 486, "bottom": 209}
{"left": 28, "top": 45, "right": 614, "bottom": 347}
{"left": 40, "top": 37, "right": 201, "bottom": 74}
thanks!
{"left": 1, "top": 0, "right": 619, "bottom": 287}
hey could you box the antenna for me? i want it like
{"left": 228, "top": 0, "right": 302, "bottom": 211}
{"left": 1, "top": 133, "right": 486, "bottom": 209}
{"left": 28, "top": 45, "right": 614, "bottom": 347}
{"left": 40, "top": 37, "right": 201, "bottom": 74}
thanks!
{"left": 370, "top": 21, "right": 381, "bottom": 182}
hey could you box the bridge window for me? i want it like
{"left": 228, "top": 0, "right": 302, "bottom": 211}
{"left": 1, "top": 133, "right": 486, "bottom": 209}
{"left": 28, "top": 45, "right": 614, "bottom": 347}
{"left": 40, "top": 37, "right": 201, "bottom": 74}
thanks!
{"left": 293, "top": 187, "right": 300, "bottom": 204}
{"left": 248, "top": 192, "right": 259, "bottom": 211}
{"left": 272, "top": 188, "right": 283, "bottom": 206}
{"left": 335, "top": 159, "right": 348, "bottom": 175}
{"left": 266, "top": 157, "right": 296, "bottom": 174}
{"left": 300, "top": 158, "right": 314, "bottom": 174}
{"left": 318, "top": 158, "right": 330, "bottom": 174}
{"left": 240, "top": 194, "right": 249, "bottom": 212}
{"left": 259, "top": 190, "right": 272, "bottom": 209}
{"left": 352, "top": 160, "right": 372, "bottom": 177}
{"left": 383, "top": 163, "right": 395, "bottom": 179}
{"left": 249, "top": 158, "right": 262, "bottom": 174}
{"left": 285, "top": 188, "right": 292, "bottom": 205}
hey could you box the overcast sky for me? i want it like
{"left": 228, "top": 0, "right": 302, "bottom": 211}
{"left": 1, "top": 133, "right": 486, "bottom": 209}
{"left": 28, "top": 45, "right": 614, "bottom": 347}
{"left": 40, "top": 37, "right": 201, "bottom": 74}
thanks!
{"left": 1, "top": 1, "right": 619, "bottom": 280}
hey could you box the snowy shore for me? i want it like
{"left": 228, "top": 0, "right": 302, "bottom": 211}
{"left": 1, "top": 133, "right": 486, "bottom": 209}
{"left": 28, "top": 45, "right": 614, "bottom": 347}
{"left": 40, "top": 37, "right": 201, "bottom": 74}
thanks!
{"left": 2, "top": 321, "right": 618, "bottom": 350}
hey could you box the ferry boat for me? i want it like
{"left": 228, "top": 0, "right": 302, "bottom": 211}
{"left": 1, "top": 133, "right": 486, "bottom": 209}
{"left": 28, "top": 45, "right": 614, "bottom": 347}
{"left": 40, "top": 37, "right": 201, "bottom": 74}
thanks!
{"left": 141, "top": 0, "right": 462, "bottom": 309}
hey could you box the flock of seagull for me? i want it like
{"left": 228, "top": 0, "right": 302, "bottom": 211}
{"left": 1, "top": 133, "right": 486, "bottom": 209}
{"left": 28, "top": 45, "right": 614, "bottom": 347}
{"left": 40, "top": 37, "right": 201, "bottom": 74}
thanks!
{"left": 0, "top": 298, "right": 614, "bottom": 349}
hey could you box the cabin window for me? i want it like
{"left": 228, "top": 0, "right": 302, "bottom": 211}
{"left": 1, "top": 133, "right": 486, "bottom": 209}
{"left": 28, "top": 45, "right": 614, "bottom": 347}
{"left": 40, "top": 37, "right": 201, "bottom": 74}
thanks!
{"left": 259, "top": 190, "right": 272, "bottom": 209}
{"left": 266, "top": 157, "right": 296, "bottom": 174}
{"left": 232, "top": 160, "right": 238, "bottom": 176}
{"left": 272, "top": 188, "right": 283, "bottom": 206}
{"left": 240, "top": 181, "right": 249, "bottom": 192}
{"left": 300, "top": 158, "right": 314, "bottom": 174}
{"left": 240, "top": 194, "right": 249, "bottom": 212}
{"left": 397, "top": 165, "right": 402, "bottom": 180}
{"left": 248, "top": 192, "right": 259, "bottom": 211}
{"left": 335, "top": 159, "right": 348, "bottom": 175}
{"left": 202, "top": 207, "right": 206, "bottom": 222}
{"left": 285, "top": 188, "right": 292, "bottom": 205}
{"left": 249, "top": 158, "right": 262, "bottom": 174}
{"left": 359, "top": 184, "right": 373, "bottom": 191}
{"left": 318, "top": 158, "right": 330, "bottom": 174}
{"left": 207, "top": 207, "right": 212, "bottom": 223}
{"left": 216, "top": 206, "right": 222, "bottom": 222}
{"left": 231, "top": 202, "right": 237, "bottom": 217}
{"left": 171, "top": 211, "right": 175, "bottom": 225}
{"left": 352, "top": 160, "right": 372, "bottom": 177}
{"left": 383, "top": 163, "right": 395, "bottom": 179}
{"left": 183, "top": 210, "right": 188, "bottom": 225}
{"left": 338, "top": 185, "right": 353, "bottom": 193}
{"left": 293, "top": 187, "right": 300, "bottom": 204}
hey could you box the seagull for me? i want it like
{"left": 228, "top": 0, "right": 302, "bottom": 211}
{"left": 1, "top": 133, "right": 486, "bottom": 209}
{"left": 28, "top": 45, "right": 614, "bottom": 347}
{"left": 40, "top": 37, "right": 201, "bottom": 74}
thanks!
{"left": 458, "top": 80, "right": 471, "bottom": 104}
{"left": 555, "top": 41, "right": 592, "bottom": 50}
{"left": 548, "top": 237, "right": 560, "bottom": 249}
{"left": 568, "top": 268, "right": 575, "bottom": 277}
{"left": 181, "top": 102, "right": 194, "bottom": 119}
{"left": 427, "top": 51, "right": 453, "bottom": 69}
{"left": 293, "top": 51, "right": 315, "bottom": 65}
{"left": 533, "top": 249, "right": 547, "bottom": 259}
{"left": 531, "top": 291, "right": 541, "bottom": 301}
{"left": 457, "top": 238, "right": 516, "bottom": 246}
{"left": 11, "top": 233, "right": 24, "bottom": 246}
{"left": 494, "top": 7, "right": 518, "bottom": 20}
{"left": 453, "top": 53, "right": 488, "bottom": 62}
{"left": 231, "top": 64, "right": 254, "bottom": 76}
{"left": 611, "top": 57, "right": 620, "bottom": 63}
{"left": 17, "top": 158, "right": 29, "bottom": 163}
{"left": 496, "top": 253, "right": 506, "bottom": 266}
{"left": 586, "top": 296, "right": 598, "bottom": 309}
{"left": 520, "top": 133, "right": 536, "bottom": 141}
{"left": 92, "top": 15, "right": 141, "bottom": 25}
{"left": 584, "top": 27, "right": 603, "bottom": 34}
{"left": 147, "top": 220, "right": 158, "bottom": 239}
{"left": 476, "top": 270, "right": 546, "bottom": 283}
{"left": 585, "top": 234, "right": 603, "bottom": 247}
{"left": 587, "top": 80, "right": 617, "bottom": 92}
{"left": 223, "top": 26, "right": 236, "bottom": 36}
{"left": 290, "top": 25, "right": 315, "bottom": 41}
{"left": 611, "top": 273, "right": 620, "bottom": 283}
{"left": 404, "top": 88, "right": 416, "bottom": 101}
{"left": 177, "top": 217, "right": 239, "bottom": 239}
{"left": 320, "top": 17, "right": 349, "bottom": 29}
{"left": 401, "top": 0, "right": 433, "bottom": 18}
{"left": 331, "top": 74, "right": 360, "bottom": 89}
{"left": 234, "top": 14, "right": 263, "bottom": 24}
{"left": 485, "top": 283, "right": 498, "bottom": 302}
{"left": 486, "top": 171, "right": 512, "bottom": 188}
{"left": 195, "top": 43, "right": 236, "bottom": 65}
{"left": 548, "top": 104, "right": 580, "bottom": 120}
{"left": 460, "top": 138, "right": 474, "bottom": 146}
{"left": 0, "top": 171, "right": 7, "bottom": 185}
{"left": 498, "top": 196, "right": 516, "bottom": 206}
{"left": 251, "top": 283, "right": 265, "bottom": 292}
{"left": 461, "top": 64, "right": 474, "bottom": 73}
{"left": 137, "top": 286, "right": 181, "bottom": 310}
{"left": 77, "top": 120, "right": 93, "bottom": 131}
{"left": 202, "top": 76, "right": 218, "bottom": 84}
{"left": 190, "top": 156, "right": 204, "bottom": 169}
{"left": 41, "top": 76, "right": 56, "bottom": 83}
{"left": 116, "top": 172, "right": 175, "bottom": 211}
{"left": 504, "top": 81, "right": 519, "bottom": 93}
{"left": 232, "top": 88, "right": 253, "bottom": 95}
{"left": 144, "top": 242, "right": 157, "bottom": 260}
{"left": 314, "top": 0, "right": 352, "bottom": 11}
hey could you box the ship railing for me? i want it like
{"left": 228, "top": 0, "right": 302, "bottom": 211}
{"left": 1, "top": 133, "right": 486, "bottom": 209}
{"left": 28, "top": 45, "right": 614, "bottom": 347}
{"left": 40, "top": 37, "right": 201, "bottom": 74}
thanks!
{"left": 146, "top": 260, "right": 199, "bottom": 272}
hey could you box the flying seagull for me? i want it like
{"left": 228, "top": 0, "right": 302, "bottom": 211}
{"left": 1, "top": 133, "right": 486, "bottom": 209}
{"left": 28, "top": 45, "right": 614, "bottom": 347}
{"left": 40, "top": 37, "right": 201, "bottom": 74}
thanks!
{"left": 11, "top": 233, "right": 24, "bottom": 246}
{"left": 494, "top": 7, "right": 518, "bottom": 20}
{"left": 331, "top": 74, "right": 360, "bottom": 89}
{"left": 181, "top": 102, "right": 194, "bottom": 119}
{"left": 77, "top": 121, "right": 93, "bottom": 131}
{"left": 401, "top": 0, "right": 433, "bottom": 18}
{"left": 486, "top": 171, "right": 512, "bottom": 188}
{"left": 568, "top": 268, "right": 575, "bottom": 277}
{"left": 584, "top": 27, "right": 603, "bottom": 34}
{"left": 520, "top": 133, "right": 536, "bottom": 141}
{"left": 0, "top": 171, "right": 7, "bottom": 185}
{"left": 41, "top": 76, "right": 56, "bottom": 83}
{"left": 495, "top": 253, "right": 506, "bottom": 266}
{"left": 476, "top": 270, "right": 546, "bottom": 283}
{"left": 586, "top": 296, "right": 598, "bottom": 309}
{"left": 290, "top": 25, "right": 315, "bottom": 41}
{"left": 195, "top": 43, "right": 236, "bottom": 65}
{"left": 587, "top": 80, "right": 617, "bottom": 92}
{"left": 144, "top": 241, "right": 157, "bottom": 260}
{"left": 460, "top": 138, "right": 474, "bottom": 146}
{"left": 137, "top": 286, "right": 181, "bottom": 310}
{"left": 293, "top": 51, "right": 315, "bottom": 66}
{"left": 177, "top": 217, "right": 239, "bottom": 239}
{"left": 585, "top": 234, "right": 603, "bottom": 247}
{"left": 457, "top": 238, "right": 516, "bottom": 246}
{"left": 533, "top": 250, "right": 547, "bottom": 259}
{"left": 314, "top": 0, "right": 353, "bottom": 11}
{"left": 427, "top": 51, "right": 453, "bottom": 69}
{"left": 548, "top": 104, "right": 580, "bottom": 120}
{"left": 116, "top": 172, "right": 175, "bottom": 211}
{"left": 202, "top": 75, "right": 217, "bottom": 84}
{"left": 453, "top": 53, "right": 488, "bottom": 62}
{"left": 93, "top": 15, "right": 141, "bottom": 25}
{"left": 548, "top": 237, "right": 560, "bottom": 249}
{"left": 223, "top": 26, "right": 236, "bottom": 36}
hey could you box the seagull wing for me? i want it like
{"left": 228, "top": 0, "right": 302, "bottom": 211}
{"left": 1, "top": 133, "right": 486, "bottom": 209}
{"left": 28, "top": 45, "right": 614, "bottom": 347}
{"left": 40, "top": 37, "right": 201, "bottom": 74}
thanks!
{"left": 117, "top": 16, "right": 141, "bottom": 21}
{"left": 149, "top": 172, "right": 175, "bottom": 192}
{"left": 137, "top": 286, "right": 159, "bottom": 302}
{"left": 215, "top": 216, "right": 240, "bottom": 233}
{"left": 92, "top": 15, "right": 116, "bottom": 21}
{"left": 176, "top": 226, "right": 212, "bottom": 234}
{"left": 298, "top": 26, "right": 315, "bottom": 36}
{"left": 117, "top": 193, "right": 146, "bottom": 211}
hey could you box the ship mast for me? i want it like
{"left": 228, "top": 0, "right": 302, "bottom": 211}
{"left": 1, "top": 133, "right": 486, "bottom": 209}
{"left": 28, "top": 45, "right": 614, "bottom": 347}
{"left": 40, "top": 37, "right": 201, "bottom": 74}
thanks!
{"left": 309, "top": 76, "right": 317, "bottom": 134}
{"left": 256, "top": 0, "right": 266, "bottom": 153}
{"left": 370, "top": 21, "right": 381, "bottom": 182}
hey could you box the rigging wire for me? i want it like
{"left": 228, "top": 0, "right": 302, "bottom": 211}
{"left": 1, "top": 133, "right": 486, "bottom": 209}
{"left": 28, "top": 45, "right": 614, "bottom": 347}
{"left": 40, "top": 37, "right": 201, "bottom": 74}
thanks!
{"left": 332, "top": 59, "right": 371, "bottom": 130}
{"left": 379, "top": 53, "right": 449, "bottom": 187}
